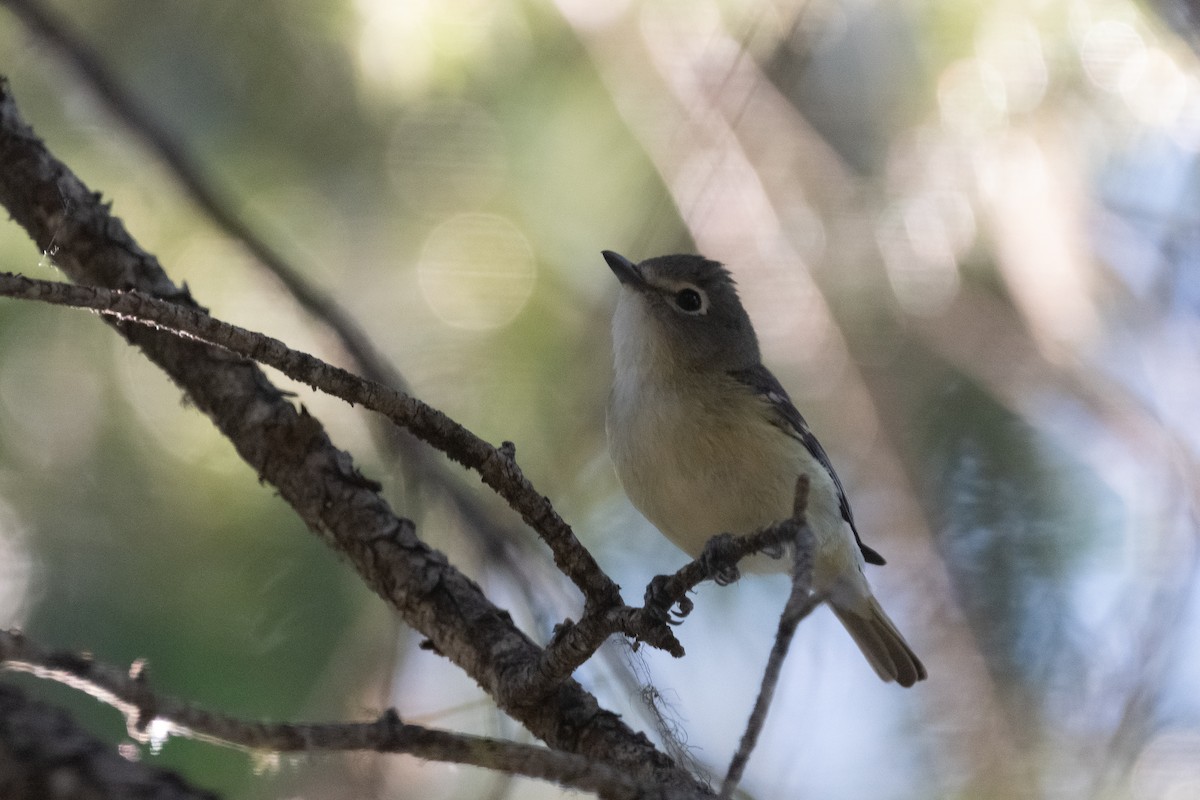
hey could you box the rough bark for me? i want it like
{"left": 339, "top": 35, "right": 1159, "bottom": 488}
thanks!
{"left": 0, "top": 76, "right": 709, "bottom": 798}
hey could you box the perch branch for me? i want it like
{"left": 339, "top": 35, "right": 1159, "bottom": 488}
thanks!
{"left": 514, "top": 477, "right": 816, "bottom": 696}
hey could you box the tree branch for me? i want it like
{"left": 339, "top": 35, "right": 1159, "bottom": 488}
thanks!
{"left": 0, "top": 77, "right": 704, "bottom": 795}
{"left": 518, "top": 507, "right": 812, "bottom": 695}
{"left": 0, "top": 270, "right": 821, "bottom": 685}
{"left": 720, "top": 479, "right": 819, "bottom": 799}
{"left": 1, "top": 0, "right": 557, "bottom": 623}
{"left": 0, "top": 269, "right": 618, "bottom": 609}
{"left": 0, "top": 629, "right": 677, "bottom": 800}
{"left": 0, "top": 267, "right": 830, "bottom": 716}
{"left": 0, "top": 73, "right": 831, "bottom": 797}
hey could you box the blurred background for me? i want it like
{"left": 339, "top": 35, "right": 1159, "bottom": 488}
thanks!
{"left": 1, "top": 0, "right": 1199, "bottom": 797}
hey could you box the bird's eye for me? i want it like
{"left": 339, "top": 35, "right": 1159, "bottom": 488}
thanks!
{"left": 674, "top": 288, "right": 704, "bottom": 313}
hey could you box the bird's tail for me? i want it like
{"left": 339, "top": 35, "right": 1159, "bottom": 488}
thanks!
{"left": 831, "top": 594, "right": 927, "bottom": 688}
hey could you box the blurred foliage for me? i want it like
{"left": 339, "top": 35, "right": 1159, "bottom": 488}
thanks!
{"left": 2, "top": 0, "right": 1200, "bottom": 798}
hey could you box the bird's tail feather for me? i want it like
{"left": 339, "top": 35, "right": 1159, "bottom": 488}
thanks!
{"left": 831, "top": 596, "right": 927, "bottom": 688}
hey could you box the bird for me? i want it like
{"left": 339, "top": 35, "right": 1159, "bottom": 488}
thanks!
{"left": 603, "top": 250, "right": 926, "bottom": 687}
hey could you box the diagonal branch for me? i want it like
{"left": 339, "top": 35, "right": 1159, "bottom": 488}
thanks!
{"left": 1, "top": 0, "right": 554, "bottom": 625}
{"left": 0, "top": 269, "right": 619, "bottom": 610}
{"left": 0, "top": 271, "right": 818, "bottom": 680}
{"left": 0, "top": 260, "right": 825, "bottom": 700}
{"left": 0, "top": 77, "right": 702, "bottom": 795}
{"left": 0, "top": 74, "right": 829, "bottom": 796}
{"left": 0, "top": 629, "right": 670, "bottom": 800}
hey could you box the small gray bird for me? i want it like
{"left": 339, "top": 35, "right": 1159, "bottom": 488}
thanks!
{"left": 603, "top": 250, "right": 926, "bottom": 687}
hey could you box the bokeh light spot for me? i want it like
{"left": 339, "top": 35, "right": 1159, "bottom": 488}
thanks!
{"left": 877, "top": 195, "right": 964, "bottom": 317}
{"left": 417, "top": 213, "right": 536, "bottom": 331}
{"left": 1120, "top": 46, "right": 1188, "bottom": 128}
{"left": 938, "top": 58, "right": 1008, "bottom": 136}
{"left": 1081, "top": 19, "right": 1145, "bottom": 93}
{"left": 975, "top": 13, "right": 1047, "bottom": 115}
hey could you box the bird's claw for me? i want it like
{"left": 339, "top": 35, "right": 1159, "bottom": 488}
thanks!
{"left": 645, "top": 574, "right": 693, "bottom": 624}
{"left": 700, "top": 532, "right": 742, "bottom": 586}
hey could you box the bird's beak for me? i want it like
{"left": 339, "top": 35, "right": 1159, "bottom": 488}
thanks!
{"left": 602, "top": 250, "right": 646, "bottom": 289}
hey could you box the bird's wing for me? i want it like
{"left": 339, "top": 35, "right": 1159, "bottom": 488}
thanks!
{"left": 728, "top": 364, "right": 887, "bottom": 566}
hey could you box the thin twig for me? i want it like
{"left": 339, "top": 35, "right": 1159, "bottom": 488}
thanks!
{"left": 720, "top": 478, "right": 817, "bottom": 799}
{"left": 719, "top": 593, "right": 823, "bottom": 798}
{"left": 520, "top": 513, "right": 809, "bottom": 693}
{"left": 0, "top": 271, "right": 621, "bottom": 610}
{"left": 0, "top": 629, "right": 680, "bottom": 800}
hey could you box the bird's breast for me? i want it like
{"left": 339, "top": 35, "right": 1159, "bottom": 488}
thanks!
{"left": 607, "top": 373, "right": 848, "bottom": 575}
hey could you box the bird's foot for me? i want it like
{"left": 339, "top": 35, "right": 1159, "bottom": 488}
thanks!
{"left": 700, "top": 533, "right": 742, "bottom": 586}
{"left": 645, "top": 574, "right": 694, "bottom": 624}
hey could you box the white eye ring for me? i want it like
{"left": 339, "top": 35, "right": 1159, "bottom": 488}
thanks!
{"left": 672, "top": 286, "right": 707, "bottom": 314}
